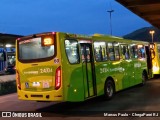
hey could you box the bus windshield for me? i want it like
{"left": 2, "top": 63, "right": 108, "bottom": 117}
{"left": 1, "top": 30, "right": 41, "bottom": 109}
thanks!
{"left": 18, "top": 37, "right": 54, "bottom": 60}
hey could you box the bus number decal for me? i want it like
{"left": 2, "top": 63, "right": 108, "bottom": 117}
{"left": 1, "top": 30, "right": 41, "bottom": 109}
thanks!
{"left": 134, "top": 63, "right": 141, "bottom": 68}
{"left": 40, "top": 68, "right": 53, "bottom": 73}
{"left": 25, "top": 82, "right": 29, "bottom": 88}
{"left": 43, "top": 81, "right": 50, "bottom": 88}
{"left": 54, "top": 58, "right": 60, "bottom": 64}
{"left": 100, "top": 68, "right": 108, "bottom": 74}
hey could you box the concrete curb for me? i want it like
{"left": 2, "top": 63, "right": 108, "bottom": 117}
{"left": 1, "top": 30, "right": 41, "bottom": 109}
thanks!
{"left": 0, "top": 75, "right": 16, "bottom": 82}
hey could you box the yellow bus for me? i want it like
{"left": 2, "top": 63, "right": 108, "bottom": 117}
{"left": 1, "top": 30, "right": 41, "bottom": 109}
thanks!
{"left": 16, "top": 32, "right": 148, "bottom": 102}
{"left": 149, "top": 42, "right": 160, "bottom": 76}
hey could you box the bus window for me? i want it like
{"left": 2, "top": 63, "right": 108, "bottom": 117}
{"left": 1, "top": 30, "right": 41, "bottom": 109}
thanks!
{"left": 114, "top": 43, "right": 120, "bottom": 60}
{"left": 81, "top": 45, "right": 91, "bottom": 62}
{"left": 0, "top": 50, "right": 6, "bottom": 61}
{"left": 130, "top": 45, "right": 138, "bottom": 58}
{"left": 94, "top": 42, "right": 107, "bottom": 62}
{"left": 8, "top": 55, "right": 15, "bottom": 66}
{"left": 81, "top": 47, "right": 85, "bottom": 62}
{"left": 121, "top": 45, "right": 130, "bottom": 59}
{"left": 65, "top": 40, "right": 79, "bottom": 64}
{"left": 108, "top": 43, "right": 115, "bottom": 61}
{"left": 19, "top": 37, "right": 54, "bottom": 60}
{"left": 86, "top": 47, "right": 90, "bottom": 62}
{"left": 138, "top": 45, "right": 145, "bottom": 58}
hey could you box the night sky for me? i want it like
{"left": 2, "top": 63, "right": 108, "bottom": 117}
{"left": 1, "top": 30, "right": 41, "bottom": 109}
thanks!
{"left": 0, "top": 0, "right": 151, "bottom": 37}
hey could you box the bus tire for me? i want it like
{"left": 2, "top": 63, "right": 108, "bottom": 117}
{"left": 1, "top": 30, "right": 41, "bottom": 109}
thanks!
{"left": 104, "top": 79, "right": 115, "bottom": 100}
{"left": 141, "top": 71, "right": 147, "bottom": 86}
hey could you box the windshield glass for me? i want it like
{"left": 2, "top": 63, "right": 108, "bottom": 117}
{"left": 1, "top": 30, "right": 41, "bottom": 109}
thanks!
{"left": 18, "top": 37, "right": 54, "bottom": 60}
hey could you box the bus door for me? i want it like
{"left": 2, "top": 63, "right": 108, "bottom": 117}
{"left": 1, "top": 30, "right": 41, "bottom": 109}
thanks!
{"left": 149, "top": 43, "right": 155, "bottom": 60}
{"left": 80, "top": 43, "right": 97, "bottom": 98}
{"left": 145, "top": 45, "right": 153, "bottom": 78}
{"left": 149, "top": 43, "right": 159, "bottom": 75}
{"left": 120, "top": 44, "right": 133, "bottom": 88}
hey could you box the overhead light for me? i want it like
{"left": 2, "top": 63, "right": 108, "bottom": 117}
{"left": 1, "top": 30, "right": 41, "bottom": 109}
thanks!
{"left": 6, "top": 44, "right": 12, "bottom": 47}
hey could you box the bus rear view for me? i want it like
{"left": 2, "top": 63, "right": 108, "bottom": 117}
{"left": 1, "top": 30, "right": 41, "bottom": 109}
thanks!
{"left": 16, "top": 32, "right": 63, "bottom": 101}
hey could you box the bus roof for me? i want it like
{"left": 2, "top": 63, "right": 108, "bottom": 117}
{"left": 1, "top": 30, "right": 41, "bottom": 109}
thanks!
{"left": 18, "top": 31, "right": 149, "bottom": 45}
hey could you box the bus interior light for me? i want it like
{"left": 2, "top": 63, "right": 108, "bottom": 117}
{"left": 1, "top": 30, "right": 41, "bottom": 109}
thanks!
{"left": 150, "top": 44, "right": 155, "bottom": 49}
{"left": 6, "top": 44, "right": 12, "bottom": 48}
{"left": 138, "top": 45, "right": 143, "bottom": 48}
{"left": 131, "top": 44, "right": 136, "bottom": 46}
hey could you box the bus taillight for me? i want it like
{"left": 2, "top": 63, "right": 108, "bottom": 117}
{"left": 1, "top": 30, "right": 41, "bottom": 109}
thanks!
{"left": 16, "top": 70, "right": 21, "bottom": 90}
{"left": 55, "top": 66, "right": 61, "bottom": 90}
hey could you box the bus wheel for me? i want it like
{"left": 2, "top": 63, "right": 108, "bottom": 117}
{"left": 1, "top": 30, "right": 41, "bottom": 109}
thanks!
{"left": 104, "top": 80, "right": 115, "bottom": 100}
{"left": 141, "top": 72, "right": 147, "bottom": 86}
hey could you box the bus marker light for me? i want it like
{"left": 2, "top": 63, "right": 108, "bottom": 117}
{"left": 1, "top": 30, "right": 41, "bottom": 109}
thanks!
{"left": 74, "top": 89, "right": 77, "bottom": 92}
{"left": 17, "top": 38, "right": 21, "bottom": 40}
{"left": 52, "top": 32, "right": 56, "bottom": 34}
